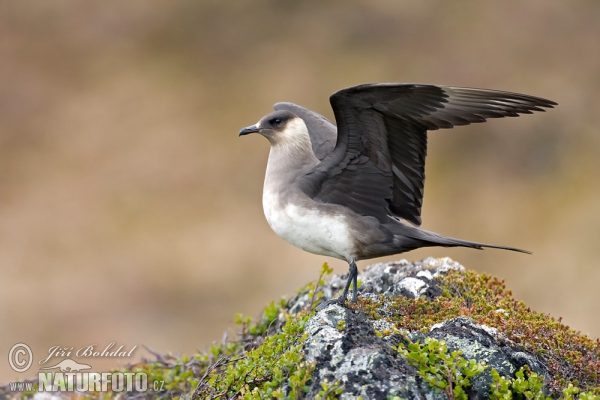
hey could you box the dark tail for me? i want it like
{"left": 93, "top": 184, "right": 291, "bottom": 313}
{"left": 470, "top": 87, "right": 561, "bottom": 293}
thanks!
{"left": 392, "top": 224, "right": 531, "bottom": 254}
{"left": 434, "top": 235, "right": 532, "bottom": 254}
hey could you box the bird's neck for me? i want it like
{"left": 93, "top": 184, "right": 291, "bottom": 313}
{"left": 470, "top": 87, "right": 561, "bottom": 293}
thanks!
{"left": 264, "top": 135, "right": 319, "bottom": 191}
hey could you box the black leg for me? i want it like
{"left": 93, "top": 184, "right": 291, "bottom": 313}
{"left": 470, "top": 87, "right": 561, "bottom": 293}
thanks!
{"left": 316, "top": 260, "right": 359, "bottom": 310}
{"left": 340, "top": 265, "right": 352, "bottom": 301}
{"left": 340, "top": 261, "right": 358, "bottom": 303}
{"left": 350, "top": 261, "right": 359, "bottom": 303}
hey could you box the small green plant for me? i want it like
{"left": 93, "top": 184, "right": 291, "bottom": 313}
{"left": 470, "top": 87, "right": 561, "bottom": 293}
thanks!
{"left": 490, "top": 369, "right": 512, "bottom": 399}
{"left": 315, "top": 379, "right": 344, "bottom": 399}
{"left": 190, "top": 263, "right": 337, "bottom": 399}
{"left": 309, "top": 262, "right": 334, "bottom": 309}
{"left": 396, "top": 337, "right": 599, "bottom": 400}
{"left": 490, "top": 367, "right": 600, "bottom": 400}
{"left": 561, "top": 382, "right": 600, "bottom": 400}
{"left": 490, "top": 367, "right": 547, "bottom": 400}
{"left": 234, "top": 297, "right": 287, "bottom": 336}
{"left": 396, "top": 337, "right": 486, "bottom": 399}
{"left": 197, "top": 310, "right": 313, "bottom": 399}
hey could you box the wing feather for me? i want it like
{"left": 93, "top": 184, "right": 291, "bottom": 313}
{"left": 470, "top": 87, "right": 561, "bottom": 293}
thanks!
{"left": 304, "top": 83, "right": 556, "bottom": 226}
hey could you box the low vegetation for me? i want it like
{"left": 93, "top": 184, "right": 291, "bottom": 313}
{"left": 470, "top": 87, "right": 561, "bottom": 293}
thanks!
{"left": 362, "top": 269, "right": 600, "bottom": 394}
{"left": 3, "top": 263, "right": 598, "bottom": 398}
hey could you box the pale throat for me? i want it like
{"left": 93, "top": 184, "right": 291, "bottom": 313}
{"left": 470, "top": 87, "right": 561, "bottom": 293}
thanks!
{"left": 267, "top": 118, "right": 317, "bottom": 171}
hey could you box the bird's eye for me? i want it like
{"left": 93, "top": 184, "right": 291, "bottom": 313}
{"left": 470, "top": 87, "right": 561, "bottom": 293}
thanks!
{"left": 270, "top": 118, "right": 282, "bottom": 125}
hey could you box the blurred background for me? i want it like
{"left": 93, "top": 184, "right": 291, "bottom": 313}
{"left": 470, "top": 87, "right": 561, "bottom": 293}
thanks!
{"left": 1, "top": 1, "right": 599, "bottom": 381}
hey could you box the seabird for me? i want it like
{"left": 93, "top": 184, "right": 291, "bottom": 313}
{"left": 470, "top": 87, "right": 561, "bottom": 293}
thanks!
{"left": 239, "top": 83, "right": 556, "bottom": 304}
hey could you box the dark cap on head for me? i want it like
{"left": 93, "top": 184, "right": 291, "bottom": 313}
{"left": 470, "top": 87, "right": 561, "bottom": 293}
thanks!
{"left": 239, "top": 110, "right": 298, "bottom": 136}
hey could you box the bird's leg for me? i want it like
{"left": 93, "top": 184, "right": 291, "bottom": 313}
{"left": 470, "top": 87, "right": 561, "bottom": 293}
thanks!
{"left": 351, "top": 261, "right": 359, "bottom": 302}
{"left": 340, "top": 260, "right": 359, "bottom": 303}
{"left": 316, "top": 260, "right": 359, "bottom": 310}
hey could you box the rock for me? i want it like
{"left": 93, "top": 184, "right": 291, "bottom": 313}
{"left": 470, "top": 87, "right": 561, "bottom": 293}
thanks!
{"left": 427, "top": 317, "right": 548, "bottom": 398}
{"left": 292, "top": 258, "right": 552, "bottom": 399}
{"left": 303, "top": 303, "right": 439, "bottom": 399}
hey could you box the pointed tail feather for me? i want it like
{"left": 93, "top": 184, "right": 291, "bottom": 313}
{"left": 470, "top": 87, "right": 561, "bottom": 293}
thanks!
{"left": 394, "top": 224, "right": 532, "bottom": 254}
{"left": 439, "top": 237, "right": 532, "bottom": 254}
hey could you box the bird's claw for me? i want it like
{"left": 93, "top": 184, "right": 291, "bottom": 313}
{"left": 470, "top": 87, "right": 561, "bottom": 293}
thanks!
{"left": 316, "top": 296, "right": 347, "bottom": 311}
{"left": 316, "top": 295, "right": 359, "bottom": 311}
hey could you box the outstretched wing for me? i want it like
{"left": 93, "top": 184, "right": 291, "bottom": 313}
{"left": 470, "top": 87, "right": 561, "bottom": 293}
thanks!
{"left": 274, "top": 102, "right": 337, "bottom": 160}
{"left": 306, "top": 83, "right": 556, "bottom": 226}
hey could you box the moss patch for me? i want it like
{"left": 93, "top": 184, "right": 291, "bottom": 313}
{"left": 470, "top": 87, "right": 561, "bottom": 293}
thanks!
{"left": 360, "top": 269, "right": 600, "bottom": 395}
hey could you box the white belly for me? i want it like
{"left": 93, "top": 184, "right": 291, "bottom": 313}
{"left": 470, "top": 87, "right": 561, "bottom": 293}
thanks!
{"left": 263, "top": 191, "right": 355, "bottom": 260}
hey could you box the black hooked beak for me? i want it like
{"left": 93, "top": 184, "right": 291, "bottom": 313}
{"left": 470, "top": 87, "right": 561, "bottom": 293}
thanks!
{"left": 239, "top": 124, "right": 260, "bottom": 137}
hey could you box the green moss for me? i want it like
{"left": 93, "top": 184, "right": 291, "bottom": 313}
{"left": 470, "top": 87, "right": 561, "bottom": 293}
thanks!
{"left": 359, "top": 269, "right": 600, "bottom": 395}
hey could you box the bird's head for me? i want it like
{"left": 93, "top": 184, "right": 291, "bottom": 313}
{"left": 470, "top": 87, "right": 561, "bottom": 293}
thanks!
{"left": 239, "top": 110, "right": 309, "bottom": 146}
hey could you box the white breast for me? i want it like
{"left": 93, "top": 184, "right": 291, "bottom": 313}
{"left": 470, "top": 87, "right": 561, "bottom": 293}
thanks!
{"left": 262, "top": 190, "right": 355, "bottom": 261}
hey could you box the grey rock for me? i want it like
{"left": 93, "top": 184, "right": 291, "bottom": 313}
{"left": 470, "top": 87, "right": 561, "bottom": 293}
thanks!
{"left": 427, "top": 317, "right": 548, "bottom": 398}
{"left": 292, "top": 258, "right": 548, "bottom": 399}
{"left": 287, "top": 257, "right": 463, "bottom": 316}
{"left": 303, "top": 304, "right": 443, "bottom": 400}
{"left": 357, "top": 257, "right": 463, "bottom": 299}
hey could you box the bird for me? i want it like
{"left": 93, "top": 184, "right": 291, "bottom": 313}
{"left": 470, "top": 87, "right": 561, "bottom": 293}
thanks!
{"left": 238, "top": 83, "right": 556, "bottom": 304}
